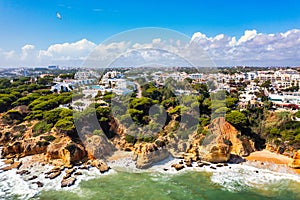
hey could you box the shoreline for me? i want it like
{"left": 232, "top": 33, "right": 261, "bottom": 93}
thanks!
{"left": 1, "top": 149, "right": 300, "bottom": 199}
{"left": 245, "top": 149, "right": 300, "bottom": 175}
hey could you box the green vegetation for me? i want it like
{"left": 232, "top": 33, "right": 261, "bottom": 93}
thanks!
{"left": 125, "top": 134, "right": 137, "bottom": 144}
{"left": 2, "top": 71, "right": 300, "bottom": 153}
{"left": 42, "top": 135, "right": 56, "bottom": 142}
{"left": 55, "top": 118, "right": 75, "bottom": 134}
{"left": 32, "top": 121, "right": 53, "bottom": 136}
{"left": 225, "top": 111, "right": 248, "bottom": 128}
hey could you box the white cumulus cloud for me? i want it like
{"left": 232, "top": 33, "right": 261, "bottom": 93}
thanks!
{"left": 1, "top": 29, "right": 300, "bottom": 67}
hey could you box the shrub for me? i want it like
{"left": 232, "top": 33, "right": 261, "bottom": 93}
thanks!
{"left": 43, "top": 135, "right": 56, "bottom": 142}
{"left": 225, "top": 110, "right": 247, "bottom": 128}
{"left": 37, "top": 141, "right": 50, "bottom": 147}
{"left": 2, "top": 110, "right": 23, "bottom": 124}
{"left": 43, "top": 108, "right": 63, "bottom": 124}
{"left": 32, "top": 121, "right": 53, "bottom": 136}
{"left": 55, "top": 118, "right": 75, "bottom": 134}
{"left": 169, "top": 105, "right": 187, "bottom": 115}
{"left": 125, "top": 134, "right": 136, "bottom": 144}
{"left": 296, "top": 111, "right": 300, "bottom": 118}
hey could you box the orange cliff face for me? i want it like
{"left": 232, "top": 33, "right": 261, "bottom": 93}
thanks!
{"left": 0, "top": 117, "right": 88, "bottom": 167}
{"left": 289, "top": 150, "right": 300, "bottom": 169}
{"left": 197, "top": 117, "right": 255, "bottom": 163}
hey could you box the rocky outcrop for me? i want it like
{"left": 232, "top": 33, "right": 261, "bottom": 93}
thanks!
{"left": 133, "top": 143, "right": 170, "bottom": 169}
{"left": 166, "top": 135, "right": 190, "bottom": 158}
{"left": 90, "top": 159, "right": 110, "bottom": 173}
{"left": 171, "top": 163, "right": 184, "bottom": 171}
{"left": 1, "top": 137, "right": 50, "bottom": 158}
{"left": 197, "top": 117, "right": 255, "bottom": 163}
{"left": 288, "top": 150, "right": 300, "bottom": 169}
{"left": 33, "top": 181, "right": 44, "bottom": 187}
{"left": 46, "top": 137, "right": 87, "bottom": 166}
{"left": 61, "top": 177, "right": 76, "bottom": 187}
{"left": 46, "top": 171, "right": 61, "bottom": 179}
{"left": 0, "top": 161, "right": 22, "bottom": 171}
{"left": 84, "top": 134, "right": 115, "bottom": 160}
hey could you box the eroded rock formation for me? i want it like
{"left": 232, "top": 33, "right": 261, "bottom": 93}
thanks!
{"left": 289, "top": 150, "right": 300, "bottom": 169}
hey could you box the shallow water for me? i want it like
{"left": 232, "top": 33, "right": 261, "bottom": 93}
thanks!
{"left": 37, "top": 170, "right": 300, "bottom": 200}
{"left": 1, "top": 154, "right": 300, "bottom": 200}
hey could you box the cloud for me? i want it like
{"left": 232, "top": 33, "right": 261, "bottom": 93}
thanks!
{"left": 21, "top": 44, "right": 35, "bottom": 60}
{"left": 1, "top": 29, "right": 300, "bottom": 67}
{"left": 191, "top": 29, "right": 300, "bottom": 66}
{"left": 38, "top": 39, "right": 97, "bottom": 65}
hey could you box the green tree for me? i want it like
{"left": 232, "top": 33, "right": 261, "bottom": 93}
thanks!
{"left": 226, "top": 110, "right": 247, "bottom": 128}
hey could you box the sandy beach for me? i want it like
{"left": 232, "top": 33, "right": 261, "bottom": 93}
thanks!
{"left": 245, "top": 150, "right": 300, "bottom": 175}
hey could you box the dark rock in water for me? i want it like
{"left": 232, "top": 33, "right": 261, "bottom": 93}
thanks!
{"left": 228, "top": 154, "right": 245, "bottom": 164}
{"left": 61, "top": 177, "right": 76, "bottom": 187}
{"left": 223, "top": 163, "right": 228, "bottom": 166}
{"left": 0, "top": 161, "right": 22, "bottom": 171}
{"left": 64, "top": 168, "right": 76, "bottom": 179}
{"left": 210, "top": 166, "right": 217, "bottom": 170}
{"left": 171, "top": 164, "right": 184, "bottom": 171}
{"left": 28, "top": 175, "right": 38, "bottom": 181}
{"left": 163, "top": 168, "right": 168, "bottom": 171}
{"left": 63, "top": 173, "right": 71, "bottom": 179}
{"left": 185, "top": 161, "right": 192, "bottom": 167}
{"left": 255, "top": 170, "right": 259, "bottom": 173}
{"left": 179, "top": 160, "right": 183, "bottom": 164}
{"left": 74, "top": 171, "right": 82, "bottom": 176}
{"left": 198, "top": 163, "right": 205, "bottom": 167}
{"left": 45, "top": 167, "right": 62, "bottom": 175}
{"left": 32, "top": 181, "right": 43, "bottom": 187}
{"left": 216, "top": 163, "right": 223, "bottom": 167}
{"left": 46, "top": 171, "right": 61, "bottom": 179}
{"left": 261, "top": 162, "right": 264, "bottom": 165}
{"left": 16, "top": 169, "right": 30, "bottom": 175}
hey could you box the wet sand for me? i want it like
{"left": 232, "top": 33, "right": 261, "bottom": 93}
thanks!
{"left": 245, "top": 150, "right": 300, "bottom": 175}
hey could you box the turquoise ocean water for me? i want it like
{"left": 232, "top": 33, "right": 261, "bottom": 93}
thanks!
{"left": 37, "top": 170, "right": 300, "bottom": 200}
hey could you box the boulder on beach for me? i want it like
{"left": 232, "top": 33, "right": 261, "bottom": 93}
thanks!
{"left": 289, "top": 150, "right": 300, "bottom": 169}
{"left": 91, "top": 159, "right": 110, "bottom": 173}
{"left": 171, "top": 163, "right": 185, "bottom": 171}
{"left": 133, "top": 143, "right": 170, "bottom": 169}
{"left": 61, "top": 177, "right": 76, "bottom": 187}
{"left": 0, "top": 161, "right": 22, "bottom": 171}
{"left": 16, "top": 169, "right": 30, "bottom": 175}
{"left": 46, "top": 171, "right": 61, "bottom": 179}
{"left": 46, "top": 138, "right": 87, "bottom": 166}
{"left": 84, "top": 134, "right": 116, "bottom": 160}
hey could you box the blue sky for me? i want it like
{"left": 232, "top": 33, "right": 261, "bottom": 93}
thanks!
{"left": 1, "top": 0, "right": 300, "bottom": 66}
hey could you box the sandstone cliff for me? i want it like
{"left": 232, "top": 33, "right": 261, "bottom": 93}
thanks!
{"left": 196, "top": 117, "right": 255, "bottom": 163}
{"left": 133, "top": 142, "right": 169, "bottom": 169}
{"left": 288, "top": 150, "right": 300, "bottom": 169}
